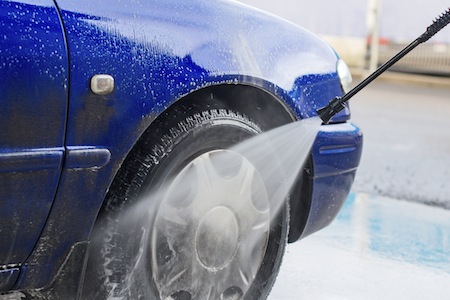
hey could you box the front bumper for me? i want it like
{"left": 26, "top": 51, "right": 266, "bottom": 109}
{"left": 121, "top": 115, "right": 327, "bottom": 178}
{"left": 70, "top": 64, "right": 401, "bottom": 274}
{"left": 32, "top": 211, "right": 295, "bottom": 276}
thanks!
{"left": 297, "top": 121, "right": 363, "bottom": 240}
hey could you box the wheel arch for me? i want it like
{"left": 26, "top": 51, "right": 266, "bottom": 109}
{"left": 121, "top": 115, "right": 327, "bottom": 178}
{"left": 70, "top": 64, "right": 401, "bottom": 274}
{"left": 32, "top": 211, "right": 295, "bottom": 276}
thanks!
{"left": 96, "top": 83, "right": 313, "bottom": 245}
{"left": 177, "top": 85, "right": 314, "bottom": 244}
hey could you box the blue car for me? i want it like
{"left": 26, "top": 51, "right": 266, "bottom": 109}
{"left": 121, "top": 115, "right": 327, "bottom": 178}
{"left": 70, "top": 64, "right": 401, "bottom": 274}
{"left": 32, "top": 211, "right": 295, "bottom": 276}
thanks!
{"left": 0, "top": 0, "right": 362, "bottom": 299}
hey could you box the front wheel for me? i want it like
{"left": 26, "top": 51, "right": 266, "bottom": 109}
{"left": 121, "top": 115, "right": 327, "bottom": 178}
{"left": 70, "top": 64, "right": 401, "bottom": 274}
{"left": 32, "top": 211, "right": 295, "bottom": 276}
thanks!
{"left": 82, "top": 107, "right": 289, "bottom": 300}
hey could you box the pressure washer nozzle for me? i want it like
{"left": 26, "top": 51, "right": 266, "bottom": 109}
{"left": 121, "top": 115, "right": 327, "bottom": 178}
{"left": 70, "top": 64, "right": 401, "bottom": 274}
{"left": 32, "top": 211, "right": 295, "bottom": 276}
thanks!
{"left": 317, "top": 96, "right": 346, "bottom": 124}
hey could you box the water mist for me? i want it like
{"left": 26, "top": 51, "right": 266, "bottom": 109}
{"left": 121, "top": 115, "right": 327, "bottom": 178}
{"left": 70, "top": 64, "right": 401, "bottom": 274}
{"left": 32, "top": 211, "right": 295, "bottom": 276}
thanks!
{"left": 102, "top": 116, "right": 323, "bottom": 299}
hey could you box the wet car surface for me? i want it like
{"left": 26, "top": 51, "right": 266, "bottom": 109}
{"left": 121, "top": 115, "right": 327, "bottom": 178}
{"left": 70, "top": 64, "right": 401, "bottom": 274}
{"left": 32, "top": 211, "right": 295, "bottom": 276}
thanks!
{"left": 1, "top": 0, "right": 362, "bottom": 298}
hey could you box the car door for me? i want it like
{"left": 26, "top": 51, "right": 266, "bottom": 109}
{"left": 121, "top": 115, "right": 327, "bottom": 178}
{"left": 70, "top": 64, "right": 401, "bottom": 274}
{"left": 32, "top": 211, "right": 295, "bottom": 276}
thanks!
{"left": 0, "top": 0, "right": 68, "bottom": 290}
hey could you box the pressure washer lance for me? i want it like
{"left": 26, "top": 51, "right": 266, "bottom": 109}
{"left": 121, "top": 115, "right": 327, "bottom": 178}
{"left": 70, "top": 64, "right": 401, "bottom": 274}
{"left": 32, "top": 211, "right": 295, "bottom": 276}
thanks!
{"left": 317, "top": 7, "right": 450, "bottom": 124}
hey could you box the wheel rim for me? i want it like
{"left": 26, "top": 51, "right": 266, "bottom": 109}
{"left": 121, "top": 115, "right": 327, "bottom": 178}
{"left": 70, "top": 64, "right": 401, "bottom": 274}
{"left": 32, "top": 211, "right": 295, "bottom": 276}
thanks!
{"left": 151, "top": 150, "right": 271, "bottom": 299}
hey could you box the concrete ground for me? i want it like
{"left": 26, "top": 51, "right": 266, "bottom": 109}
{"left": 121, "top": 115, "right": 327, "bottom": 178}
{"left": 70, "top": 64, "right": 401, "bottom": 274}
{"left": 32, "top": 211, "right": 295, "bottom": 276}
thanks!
{"left": 349, "top": 80, "right": 450, "bottom": 208}
{"left": 270, "top": 193, "right": 450, "bottom": 300}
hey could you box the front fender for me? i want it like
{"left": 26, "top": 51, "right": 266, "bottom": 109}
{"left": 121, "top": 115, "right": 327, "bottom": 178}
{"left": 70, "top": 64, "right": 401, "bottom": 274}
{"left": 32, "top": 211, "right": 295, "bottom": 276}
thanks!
{"left": 17, "top": 0, "right": 344, "bottom": 289}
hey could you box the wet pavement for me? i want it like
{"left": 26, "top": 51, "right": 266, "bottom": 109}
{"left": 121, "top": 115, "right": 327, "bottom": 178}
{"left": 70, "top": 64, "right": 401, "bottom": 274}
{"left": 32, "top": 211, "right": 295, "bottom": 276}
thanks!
{"left": 270, "top": 192, "right": 450, "bottom": 300}
{"left": 350, "top": 81, "right": 450, "bottom": 209}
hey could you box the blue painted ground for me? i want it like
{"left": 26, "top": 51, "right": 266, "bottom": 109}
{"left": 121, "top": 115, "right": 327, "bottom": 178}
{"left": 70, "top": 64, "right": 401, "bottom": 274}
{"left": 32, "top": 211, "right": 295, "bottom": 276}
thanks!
{"left": 270, "top": 192, "right": 450, "bottom": 299}
{"left": 337, "top": 193, "right": 450, "bottom": 274}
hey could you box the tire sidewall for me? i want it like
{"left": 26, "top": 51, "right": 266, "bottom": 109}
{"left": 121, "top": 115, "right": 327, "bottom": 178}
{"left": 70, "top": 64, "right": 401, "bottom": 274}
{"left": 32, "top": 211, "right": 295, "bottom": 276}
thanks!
{"left": 85, "top": 108, "right": 289, "bottom": 300}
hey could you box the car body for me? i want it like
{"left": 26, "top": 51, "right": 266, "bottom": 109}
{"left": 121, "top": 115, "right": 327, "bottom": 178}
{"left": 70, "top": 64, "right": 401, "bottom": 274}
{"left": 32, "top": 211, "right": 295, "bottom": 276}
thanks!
{"left": 0, "top": 0, "right": 362, "bottom": 298}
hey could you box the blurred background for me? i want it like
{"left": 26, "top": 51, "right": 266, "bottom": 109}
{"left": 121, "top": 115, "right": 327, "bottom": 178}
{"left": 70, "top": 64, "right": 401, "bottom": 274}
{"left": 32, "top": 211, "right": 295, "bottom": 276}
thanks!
{"left": 238, "top": 0, "right": 450, "bottom": 75}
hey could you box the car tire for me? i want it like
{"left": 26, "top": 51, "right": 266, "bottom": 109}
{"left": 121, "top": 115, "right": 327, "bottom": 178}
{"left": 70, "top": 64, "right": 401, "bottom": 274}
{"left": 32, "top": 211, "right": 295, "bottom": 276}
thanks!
{"left": 82, "top": 104, "right": 289, "bottom": 300}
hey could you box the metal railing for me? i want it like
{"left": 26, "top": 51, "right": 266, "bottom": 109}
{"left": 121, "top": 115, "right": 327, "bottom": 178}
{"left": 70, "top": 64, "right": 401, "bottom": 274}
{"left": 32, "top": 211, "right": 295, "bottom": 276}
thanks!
{"left": 378, "top": 42, "right": 450, "bottom": 75}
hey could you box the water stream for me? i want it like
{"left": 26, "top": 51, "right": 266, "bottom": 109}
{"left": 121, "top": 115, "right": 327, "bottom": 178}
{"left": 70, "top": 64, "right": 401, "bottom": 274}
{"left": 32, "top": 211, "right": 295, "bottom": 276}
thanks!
{"left": 108, "top": 116, "right": 323, "bottom": 299}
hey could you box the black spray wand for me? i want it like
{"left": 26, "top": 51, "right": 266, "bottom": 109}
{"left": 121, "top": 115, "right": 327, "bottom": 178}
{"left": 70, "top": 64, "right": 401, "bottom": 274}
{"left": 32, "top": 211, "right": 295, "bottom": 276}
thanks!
{"left": 317, "top": 7, "right": 450, "bottom": 124}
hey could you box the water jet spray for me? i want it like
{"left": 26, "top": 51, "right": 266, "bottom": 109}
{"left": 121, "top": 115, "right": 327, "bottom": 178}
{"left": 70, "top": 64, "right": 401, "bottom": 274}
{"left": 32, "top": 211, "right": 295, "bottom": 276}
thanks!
{"left": 317, "top": 7, "right": 450, "bottom": 124}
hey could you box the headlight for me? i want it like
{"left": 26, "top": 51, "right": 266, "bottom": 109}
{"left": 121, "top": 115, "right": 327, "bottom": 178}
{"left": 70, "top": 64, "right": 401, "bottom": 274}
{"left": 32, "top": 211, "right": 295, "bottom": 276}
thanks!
{"left": 337, "top": 59, "right": 352, "bottom": 94}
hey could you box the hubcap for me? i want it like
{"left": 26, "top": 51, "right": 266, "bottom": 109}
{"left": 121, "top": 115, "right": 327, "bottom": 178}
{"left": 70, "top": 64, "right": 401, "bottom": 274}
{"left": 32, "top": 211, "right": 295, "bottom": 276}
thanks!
{"left": 151, "top": 150, "right": 270, "bottom": 299}
{"left": 196, "top": 206, "right": 239, "bottom": 270}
